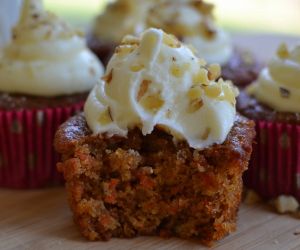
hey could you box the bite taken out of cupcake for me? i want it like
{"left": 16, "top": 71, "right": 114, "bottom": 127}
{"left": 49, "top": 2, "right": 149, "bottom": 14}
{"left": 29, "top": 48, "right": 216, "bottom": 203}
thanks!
{"left": 55, "top": 28, "right": 255, "bottom": 245}
{"left": 0, "top": 0, "right": 104, "bottom": 188}
{"left": 237, "top": 43, "right": 300, "bottom": 201}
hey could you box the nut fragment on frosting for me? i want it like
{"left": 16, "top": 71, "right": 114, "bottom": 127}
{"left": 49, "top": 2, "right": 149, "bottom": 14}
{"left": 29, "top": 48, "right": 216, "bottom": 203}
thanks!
{"left": 0, "top": 0, "right": 104, "bottom": 96}
{"left": 85, "top": 28, "right": 238, "bottom": 149}
{"left": 146, "top": 0, "right": 233, "bottom": 65}
{"left": 247, "top": 44, "right": 300, "bottom": 112}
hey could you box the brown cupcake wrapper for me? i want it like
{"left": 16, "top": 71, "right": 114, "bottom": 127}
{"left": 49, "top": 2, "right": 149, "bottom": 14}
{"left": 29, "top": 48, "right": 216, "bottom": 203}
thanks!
{"left": 0, "top": 103, "right": 83, "bottom": 189}
{"left": 244, "top": 120, "right": 300, "bottom": 200}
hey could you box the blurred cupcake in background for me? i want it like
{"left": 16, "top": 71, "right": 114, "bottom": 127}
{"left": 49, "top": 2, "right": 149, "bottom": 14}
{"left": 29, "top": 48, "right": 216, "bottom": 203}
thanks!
{"left": 0, "top": 0, "right": 22, "bottom": 48}
{"left": 146, "top": 0, "right": 261, "bottom": 88}
{"left": 237, "top": 43, "right": 300, "bottom": 201}
{"left": 0, "top": 0, "right": 104, "bottom": 188}
{"left": 87, "top": 0, "right": 153, "bottom": 66}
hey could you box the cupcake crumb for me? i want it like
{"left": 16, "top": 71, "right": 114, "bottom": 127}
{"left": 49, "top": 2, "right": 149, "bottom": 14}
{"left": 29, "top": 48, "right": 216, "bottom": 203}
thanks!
{"left": 273, "top": 195, "right": 299, "bottom": 214}
{"left": 243, "top": 189, "right": 261, "bottom": 205}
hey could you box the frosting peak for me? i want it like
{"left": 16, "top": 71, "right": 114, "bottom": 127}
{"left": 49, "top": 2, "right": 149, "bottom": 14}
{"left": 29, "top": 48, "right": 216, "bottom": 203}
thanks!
{"left": 0, "top": 0, "right": 104, "bottom": 96}
{"left": 85, "top": 28, "right": 238, "bottom": 149}
{"left": 248, "top": 44, "right": 300, "bottom": 113}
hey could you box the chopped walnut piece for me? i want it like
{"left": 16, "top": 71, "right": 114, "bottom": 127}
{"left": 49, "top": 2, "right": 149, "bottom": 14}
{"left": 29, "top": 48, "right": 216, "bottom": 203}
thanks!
{"left": 273, "top": 195, "right": 299, "bottom": 214}
{"left": 98, "top": 107, "right": 113, "bottom": 125}
{"left": 170, "top": 64, "right": 185, "bottom": 78}
{"left": 130, "top": 64, "right": 144, "bottom": 72}
{"left": 137, "top": 80, "right": 152, "bottom": 101}
{"left": 187, "top": 86, "right": 202, "bottom": 100}
{"left": 204, "top": 84, "right": 222, "bottom": 98}
{"left": 102, "top": 69, "right": 113, "bottom": 84}
{"left": 163, "top": 33, "right": 181, "bottom": 48}
{"left": 115, "top": 45, "right": 136, "bottom": 57}
{"left": 121, "top": 35, "right": 140, "bottom": 46}
{"left": 200, "top": 127, "right": 211, "bottom": 140}
{"left": 187, "top": 99, "right": 204, "bottom": 113}
{"left": 193, "top": 68, "right": 209, "bottom": 86}
{"left": 208, "top": 64, "right": 221, "bottom": 80}
{"left": 140, "top": 94, "right": 164, "bottom": 113}
{"left": 244, "top": 190, "right": 261, "bottom": 205}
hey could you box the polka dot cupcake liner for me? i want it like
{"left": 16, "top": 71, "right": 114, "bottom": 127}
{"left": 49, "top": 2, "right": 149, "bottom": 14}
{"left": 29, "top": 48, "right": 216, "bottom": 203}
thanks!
{"left": 0, "top": 102, "right": 83, "bottom": 189}
{"left": 244, "top": 120, "right": 300, "bottom": 200}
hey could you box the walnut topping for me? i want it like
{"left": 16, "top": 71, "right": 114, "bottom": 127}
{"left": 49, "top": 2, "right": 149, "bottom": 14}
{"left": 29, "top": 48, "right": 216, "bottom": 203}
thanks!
{"left": 279, "top": 87, "right": 290, "bottom": 98}
{"left": 140, "top": 94, "right": 164, "bottom": 113}
{"left": 137, "top": 80, "right": 152, "bottom": 101}
{"left": 163, "top": 33, "right": 181, "bottom": 48}
{"left": 102, "top": 69, "right": 113, "bottom": 84}
{"left": 277, "top": 43, "right": 289, "bottom": 59}
{"left": 121, "top": 35, "right": 140, "bottom": 46}
{"left": 187, "top": 99, "right": 204, "bottom": 113}
{"left": 193, "top": 68, "right": 209, "bottom": 86}
{"left": 204, "top": 84, "right": 222, "bottom": 98}
{"left": 98, "top": 107, "right": 113, "bottom": 125}
{"left": 208, "top": 64, "right": 221, "bottom": 80}
{"left": 130, "top": 64, "right": 144, "bottom": 72}
{"left": 187, "top": 86, "right": 202, "bottom": 100}
{"left": 115, "top": 45, "right": 136, "bottom": 57}
{"left": 200, "top": 127, "right": 211, "bottom": 140}
{"left": 170, "top": 64, "right": 184, "bottom": 78}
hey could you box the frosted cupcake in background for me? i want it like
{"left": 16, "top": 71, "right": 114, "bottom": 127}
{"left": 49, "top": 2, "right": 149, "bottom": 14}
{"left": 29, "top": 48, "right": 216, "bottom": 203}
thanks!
{"left": 87, "top": 0, "right": 153, "bottom": 65}
{"left": 0, "top": 0, "right": 104, "bottom": 188}
{"left": 237, "top": 43, "right": 300, "bottom": 201}
{"left": 146, "top": 0, "right": 261, "bottom": 88}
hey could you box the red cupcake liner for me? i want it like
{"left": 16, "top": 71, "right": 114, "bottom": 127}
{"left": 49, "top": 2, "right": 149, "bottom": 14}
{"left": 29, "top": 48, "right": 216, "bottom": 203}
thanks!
{"left": 244, "top": 120, "right": 300, "bottom": 200}
{"left": 0, "top": 102, "right": 83, "bottom": 189}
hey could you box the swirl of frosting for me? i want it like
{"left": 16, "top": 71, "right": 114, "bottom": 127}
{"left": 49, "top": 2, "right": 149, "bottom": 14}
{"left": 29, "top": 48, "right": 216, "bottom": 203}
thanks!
{"left": 146, "top": 0, "right": 233, "bottom": 65}
{"left": 248, "top": 44, "right": 300, "bottom": 112}
{"left": 85, "top": 28, "right": 238, "bottom": 149}
{"left": 93, "top": 0, "right": 153, "bottom": 43}
{"left": 0, "top": 0, "right": 104, "bottom": 96}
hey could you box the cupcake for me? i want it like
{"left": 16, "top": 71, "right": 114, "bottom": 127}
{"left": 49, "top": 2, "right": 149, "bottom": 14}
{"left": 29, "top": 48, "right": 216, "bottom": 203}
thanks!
{"left": 0, "top": 0, "right": 104, "bottom": 188}
{"left": 237, "top": 43, "right": 300, "bottom": 201}
{"left": 55, "top": 28, "right": 255, "bottom": 245}
{"left": 87, "top": 0, "right": 153, "bottom": 66}
{"left": 146, "top": 0, "right": 261, "bottom": 88}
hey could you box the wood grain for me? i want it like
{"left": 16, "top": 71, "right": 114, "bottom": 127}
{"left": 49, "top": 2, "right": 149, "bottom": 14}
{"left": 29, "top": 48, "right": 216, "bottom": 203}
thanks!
{"left": 1, "top": 188, "right": 300, "bottom": 250}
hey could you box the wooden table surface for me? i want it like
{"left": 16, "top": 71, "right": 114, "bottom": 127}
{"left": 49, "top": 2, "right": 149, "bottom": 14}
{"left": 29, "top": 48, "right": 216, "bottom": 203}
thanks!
{"left": 1, "top": 188, "right": 300, "bottom": 250}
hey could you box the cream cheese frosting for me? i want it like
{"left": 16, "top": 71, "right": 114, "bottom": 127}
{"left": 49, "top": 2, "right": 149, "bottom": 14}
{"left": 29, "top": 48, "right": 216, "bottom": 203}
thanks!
{"left": 93, "top": 0, "right": 153, "bottom": 43}
{"left": 85, "top": 28, "right": 238, "bottom": 149}
{"left": 146, "top": 0, "right": 233, "bottom": 65}
{"left": 0, "top": 0, "right": 104, "bottom": 96}
{"left": 248, "top": 44, "right": 300, "bottom": 113}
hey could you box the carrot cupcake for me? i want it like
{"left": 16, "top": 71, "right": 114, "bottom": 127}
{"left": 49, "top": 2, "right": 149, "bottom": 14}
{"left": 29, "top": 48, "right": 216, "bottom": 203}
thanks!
{"left": 87, "top": 0, "right": 153, "bottom": 66}
{"left": 0, "top": 0, "right": 104, "bottom": 188}
{"left": 237, "top": 43, "right": 300, "bottom": 200}
{"left": 55, "top": 28, "right": 255, "bottom": 245}
{"left": 146, "top": 0, "right": 261, "bottom": 88}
